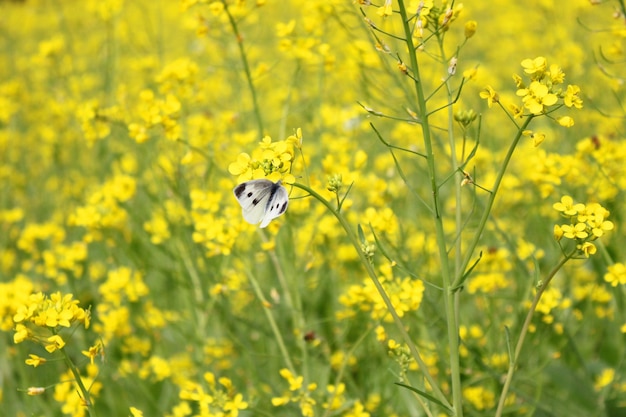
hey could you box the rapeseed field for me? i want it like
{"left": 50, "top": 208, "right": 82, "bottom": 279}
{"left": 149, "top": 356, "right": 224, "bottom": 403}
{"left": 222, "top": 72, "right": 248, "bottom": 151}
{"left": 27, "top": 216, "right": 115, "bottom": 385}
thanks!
{"left": 1, "top": 0, "right": 625, "bottom": 416}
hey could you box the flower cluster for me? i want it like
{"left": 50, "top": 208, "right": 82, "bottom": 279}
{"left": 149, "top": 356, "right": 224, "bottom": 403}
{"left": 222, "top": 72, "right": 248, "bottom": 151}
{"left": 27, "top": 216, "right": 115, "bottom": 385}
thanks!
{"left": 338, "top": 263, "right": 425, "bottom": 321}
{"left": 13, "top": 292, "right": 90, "bottom": 350}
{"left": 481, "top": 56, "right": 583, "bottom": 146}
{"left": 128, "top": 90, "right": 182, "bottom": 143}
{"left": 515, "top": 57, "right": 582, "bottom": 115}
{"left": 12, "top": 292, "right": 100, "bottom": 415}
{"left": 2, "top": 0, "right": 626, "bottom": 415}
{"left": 177, "top": 372, "right": 249, "bottom": 417}
{"left": 553, "top": 195, "right": 614, "bottom": 257}
{"left": 228, "top": 133, "right": 299, "bottom": 184}
{"left": 272, "top": 368, "right": 318, "bottom": 417}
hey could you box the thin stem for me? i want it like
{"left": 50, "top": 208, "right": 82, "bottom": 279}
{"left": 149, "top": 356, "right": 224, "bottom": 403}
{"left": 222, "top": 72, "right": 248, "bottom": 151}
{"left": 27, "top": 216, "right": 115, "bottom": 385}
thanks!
{"left": 494, "top": 251, "right": 575, "bottom": 417}
{"left": 454, "top": 115, "right": 534, "bottom": 289}
{"left": 396, "top": 0, "right": 461, "bottom": 413}
{"left": 257, "top": 230, "right": 309, "bottom": 382}
{"left": 221, "top": 0, "right": 264, "bottom": 136}
{"left": 246, "top": 269, "right": 296, "bottom": 374}
{"left": 60, "top": 346, "right": 98, "bottom": 417}
{"left": 291, "top": 182, "right": 452, "bottom": 411}
{"left": 177, "top": 241, "right": 208, "bottom": 339}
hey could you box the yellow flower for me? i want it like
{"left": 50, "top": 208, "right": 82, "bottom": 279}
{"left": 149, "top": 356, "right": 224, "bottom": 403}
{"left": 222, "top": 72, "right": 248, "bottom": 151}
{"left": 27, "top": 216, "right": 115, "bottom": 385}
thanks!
{"left": 465, "top": 20, "right": 477, "bottom": 38}
{"left": 82, "top": 342, "right": 104, "bottom": 365}
{"left": 553, "top": 224, "right": 564, "bottom": 241}
{"left": 377, "top": 0, "right": 392, "bottom": 17}
{"left": 584, "top": 203, "right": 614, "bottom": 237}
{"left": 561, "top": 223, "right": 588, "bottom": 240}
{"left": 553, "top": 196, "right": 585, "bottom": 216}
{"left": 13, "top": 324, "right": 30, "bottom": 344}
{"left": 479, "top": 85, "right": 499, "bottom": 107}
{"left": 280, "top": 368, "right": 303, "bottom": 391}
{"left": 129, "top": 407, "right": 144, "bottom": 417}
{"left": 463, "top": 386, "right": 495, "bottom": 410}
{"left": 521, "top": 56, "right": 547, "bottom": 76}
{"left": 604, "top": 263, "right": 626, "bottom": 287}
{"left": 25, "top": 354, "right": 47, "bottom": 367}
{"left": 276, "top": 20, "right": 296, "bottom": 37}
{"left": 45, "top": 335, "right": 66, "bottom": 353}
{"left": 558, "top": 116, "right": 575, "bottom": 127}
{"left": 271, "top": 396, "right": 290, "bottom": 406}
{"left": 548, "top": 64, "right": 565, "bottom": 84}
{"left": 143, "top": 212, "right": 171, "bottom": 244}
{"left": 223, "top": 393, "right": 248, "bottom": 416}
{"left": 564, "top": 84, "right": 583, "bottom": 108}
{"left": 523, "top": 130, "right": 546, "bottom": 147}
{"left": 594, "top": 368, "right": 615, "bottom": 391}
{"left": 517, "top": 81, "right": 558, "bottom": 114}
{"left": 577, "top": 242, "right": 596, "bottom": 258}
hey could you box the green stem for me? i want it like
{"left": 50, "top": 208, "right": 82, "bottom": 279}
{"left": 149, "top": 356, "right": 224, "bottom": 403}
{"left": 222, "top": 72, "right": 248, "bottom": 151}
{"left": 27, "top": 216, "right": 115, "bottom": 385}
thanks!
{"left": 494, "top": 251, "right": 574, "bottom": 417}
{"left": 177, "top": 241, "right": 208, "bottom": 338}
{"left": 246, "top": 269, "right": 296, "bottom": 374}
{"left": 221, "top": 0, "right": 264, "bottom": 136}
{"left": 454, "top": 115, "right": 535, "bottom": 288}
{"left": 60, "top": 346, "right": 98, "bottom": 417}
{"left": 257, "top": 230, "right": 309, "bottom": 381}
{"left": 291, "top": 182, "right": 452, "bottom": 411}
{"left": 396, "top": 1, "right": 461, "bottom": 414}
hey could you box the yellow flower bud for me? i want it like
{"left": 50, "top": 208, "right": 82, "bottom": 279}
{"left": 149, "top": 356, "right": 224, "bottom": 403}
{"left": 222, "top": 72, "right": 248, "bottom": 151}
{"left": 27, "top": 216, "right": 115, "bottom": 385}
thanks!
{"left": 465, "top": 21, "right": 477, "bottom": 38}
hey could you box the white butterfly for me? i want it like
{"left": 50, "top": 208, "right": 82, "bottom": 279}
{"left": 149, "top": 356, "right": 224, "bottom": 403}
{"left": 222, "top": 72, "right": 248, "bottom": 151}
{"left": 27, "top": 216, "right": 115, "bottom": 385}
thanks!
{"left": 233, "top": 179, "right": 289, "bottom": 228}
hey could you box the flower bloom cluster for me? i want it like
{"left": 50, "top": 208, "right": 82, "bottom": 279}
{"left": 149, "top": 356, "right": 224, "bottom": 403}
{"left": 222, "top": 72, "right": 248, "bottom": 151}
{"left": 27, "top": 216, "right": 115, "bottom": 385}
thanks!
{"left": 338, "top": 263, "right": 425, "bottom": 321}
{"left": 178, "top": 372, "right": 249, "bottom": 417}
{"left": 228, "top": 132, "right": 299, "bottom": 184}
{"left": 515, "top": 57, "right": 575, "bottom": 115}
{"left": 481, "top": 56, "right": 583, "bottom": 146}
{"left": 553, "top": 195, "right": 614, "bottom": 257}
{"left": 13, "top": 292, "right": 90, "bottom": 351}
{"left": 271, "top": 368, "right": 318, "bottom": 417}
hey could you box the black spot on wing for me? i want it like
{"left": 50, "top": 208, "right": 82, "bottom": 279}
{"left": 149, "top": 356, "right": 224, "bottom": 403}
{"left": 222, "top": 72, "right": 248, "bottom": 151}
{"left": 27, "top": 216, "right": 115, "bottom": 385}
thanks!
{"left": 266, "top": 184, "right": 289, "bottom": 215}
{"left": 233, "top": 183, "right": 247, "bottom": 198}
{"left": 276, "top": 201, "right": 288, "bottom": 215}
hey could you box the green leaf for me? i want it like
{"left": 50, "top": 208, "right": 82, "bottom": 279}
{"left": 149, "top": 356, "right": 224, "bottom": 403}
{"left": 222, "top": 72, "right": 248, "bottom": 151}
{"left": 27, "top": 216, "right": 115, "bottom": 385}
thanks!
{"left": 394, "top": 382, "right": 454, "bottom": 414}
{"left": 452, "top": 250, "right": 483, "bottom": 292}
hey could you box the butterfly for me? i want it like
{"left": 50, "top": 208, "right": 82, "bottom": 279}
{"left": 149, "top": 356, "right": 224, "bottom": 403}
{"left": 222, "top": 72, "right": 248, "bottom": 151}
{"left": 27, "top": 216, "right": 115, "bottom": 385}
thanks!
{"left": 233, "top": 179, "right": 289, "bottom": 228}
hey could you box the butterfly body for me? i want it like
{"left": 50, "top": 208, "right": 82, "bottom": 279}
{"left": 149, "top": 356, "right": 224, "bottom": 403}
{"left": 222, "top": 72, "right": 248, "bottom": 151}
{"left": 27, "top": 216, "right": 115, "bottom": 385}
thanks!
{"left": 233, "top": 179, "right": 289, "bottom": 228}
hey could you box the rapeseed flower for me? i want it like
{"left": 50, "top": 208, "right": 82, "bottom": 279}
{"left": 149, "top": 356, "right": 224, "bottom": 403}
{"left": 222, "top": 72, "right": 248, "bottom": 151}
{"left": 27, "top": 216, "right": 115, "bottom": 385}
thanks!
{"left": 517, "top": 81, "right": 558, "bottom": 115}
{"left": 463, "top": 386, "right": 495, "bottom": 411}
{"left": 553, "top": 196, "right": 613, "bottom": 258}
{"left": 13, "top": 292, "right": 90, "bottom": 334}
{"left": 272, "top": 369, "right": 318, "bottom": 416}
{"left": 2, "top": 0, "right": 625, "bottom": 415}
{"left": 604, "top": 263, "right": 626, "bottom": 287}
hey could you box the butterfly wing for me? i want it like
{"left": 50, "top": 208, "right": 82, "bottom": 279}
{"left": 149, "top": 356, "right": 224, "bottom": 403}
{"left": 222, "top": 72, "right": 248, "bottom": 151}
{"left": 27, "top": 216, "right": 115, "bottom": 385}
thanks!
{"left": 259, "top": 183, "right": 289, "bottom": 228}
{"left": 233, "top": 179, "right": 275, "bottom": 225}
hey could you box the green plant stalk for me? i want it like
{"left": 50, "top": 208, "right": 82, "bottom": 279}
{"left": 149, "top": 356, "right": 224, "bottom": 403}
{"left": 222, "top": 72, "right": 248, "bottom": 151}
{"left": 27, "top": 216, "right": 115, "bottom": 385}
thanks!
{"left": 60, "top": 345, "right": 98, "bottom": 417}
{"left": 437, "top": 31, "right": 465, "bottom": 336}
{"left": 395, "top": 1, "right": 462, "bottom": 414}
{"left": 246, "top": 269, "right": 296, "bottom": 374}
{"left": 177, "top": 241, "right": 208, "bottom": 342}
{"left": 221, "top": 0, "right": 264, "bottom": 136}
{"left": 258, "top": 230, "right": 310, "bottom": 382}
{"left": 454, "top": 115, "right": 534, "bottom": 288}
{"left": 494, "top": 251, "right": 574, "bottom": 417}
{"left": 291, "top": 182, "right": 452, "bottom": 411}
